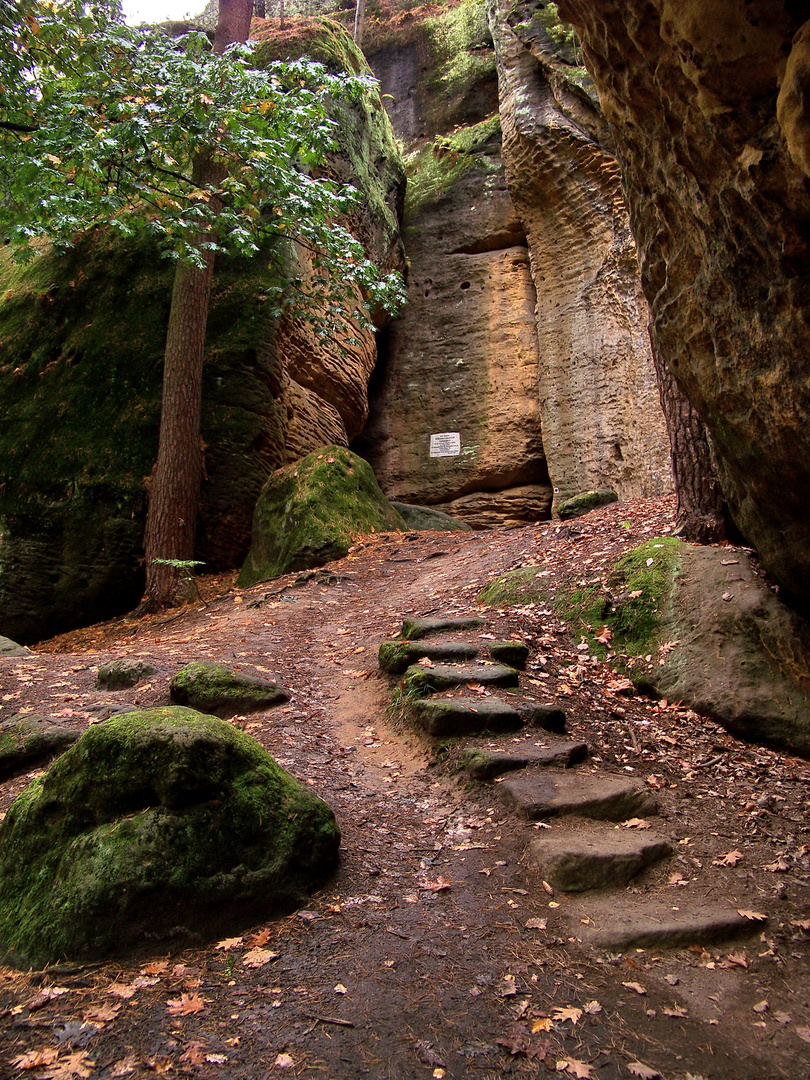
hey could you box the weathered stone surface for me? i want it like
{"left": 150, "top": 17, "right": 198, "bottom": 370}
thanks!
{"left": 413, "top": 696, "right": 524, "bottom": 736}
{"left": 556, "top": 0, "right": 810, "bottom": 607}
{"left": 96, "top": 660, "right": 155, "bottom": 691}
{"left": 239, "top": 447, "right": 404, "bottom": 587}
{"left": 170, "top": 661, "right": 288, "bottom": 718}
{"left": 401, "top": 615, "right": 485, "bottom": 640}
{"left": 517, "top": 701, "right": 567, "bottom": 733}
{"left": 626, "top": 544, "right": 810, "bottom": 757}
{"left": 0, "top": 21, "right": 405, "bottom": 643}
{"left": 391, "top": 502, "right": 472, "bottom": 531}
{"left": 489, "top": 0, "right": 671, "bottom": 509}
{"left": 578, "top": 898, "right": 763, "bottom": 950}
{"left": 488, "top": 641, "right": 529, "bottom": 668}
{"left": 0, "top": 707, "right": 340, "bottom": 963}
{"left": 0, "top": 637, "right": 31, "bottom": 657}
{"left": 527, "top": 829, "right": 671, "bottom": 891}
{"left": 460, "top": 739, "right": 587, "bottom": 778}
{"left": 558, "top": 490, "right": 618, "bottom": 521}
{"left": 403, "top": 662, "right": 520, "bottom": 695}
{"left": 0, "top": 715, "right": 81, "bottom": 781}
{"left": 499, "top": 770, "right": 657, "bottom": 821}
{"left": 378, "top": 639, "right": 479, "bottom": 675}
{"left": 434, "top": 485, "right": 553, "bottom": 529}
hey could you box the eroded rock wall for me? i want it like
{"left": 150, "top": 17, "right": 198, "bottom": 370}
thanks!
{"left": 555, "top": 0, "right": 810, "bottom": 606}
{"left": 489, "top": 0, "right": 671, "bottom": 506}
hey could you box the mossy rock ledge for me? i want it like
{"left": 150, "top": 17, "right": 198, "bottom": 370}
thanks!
{"left": 170, "top": 661, "right": 288, "bottom": 718}
{"left": 239, "top": 446, "right": 405, "bottom": 587}
{"left": 0, "top": 707, "right": 341, "bottom": 966}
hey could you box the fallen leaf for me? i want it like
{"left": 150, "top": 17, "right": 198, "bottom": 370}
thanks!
{"left": 531, "top": 1018, "right": 554, "bottom": 1032}
{"left": 795, "top": 1027, "right": 810, "bottom": 1043}
{"left": 215, "top": 937, "right": 243, "bottom": 951}
{"left": 11, "top": 1047, "right": 60, "bottom": 1070}
{"left": 499, "top": 975, "right": 518, "bottom": 997}
{"left": 791, "top": 919, "right": 810, "bottom": 931}
{"left": 762, "top": 857, "right": 790, "bottom": 872}
{"left": 774, "top": 1012, "right": 792, "bottom": 1025}
{"left": 242, "top": 948, "right": 279, "bottom": 968}
{"left": 525, "top": 918, "right": 547, "bottom": 930}
{"left": 714, "top": 849, "right": 744, "bottom": 867}
{"left": 413, "top": 1040, "right": 444, "bottom": 1068}
{"left": 274, "top": 1053, "right": 294, "bottom": 1068}
{"left": 628, "top": 1062, "right": 661, "bottom": 1079}
{"left": 738, "top": 909, "right": 767, "bottom": 922}
{"left": 662, "top": 1005, "right": 688, "bottom": 1018}
{"left": 556, "top": 1057, "right": 594, "bottom": 1078}
{"left": 583, "top": 1000, "right": 602, "bottom": 1015}
{"left": 334, "top": 983, "right": 348, "bottom": 995}
{"left": 205, "top": 1054, "right": 227, "bottom": 1065}
{"left": 141, "top": 962, "right": 169, "bottom": 975}
{"left": 552, "top": 1006, "right": 582, "bottom": 1024}
{"left": 419, "top": 877, "right": 451, "bottom": 892}
{"left": 109, "top": 1055, "right": 139, "bottom": 1077}
{"left": 718, "top": 951, "right": 748, "bottom": 969}
{"left": 622, "top": 982, "right": 647, "bottom": 996}
{"left": 541, "top": 880, "right": 554, "bottom": 896}
{"left": 623, "top": 818, "right": 651, "bottom": 829}
{"left": 83, "top": 1004, "right": 120, "bottom": 1024}
{"left": 753, "top": 1000, "right": 769, "bottom": 1014}
{"left": 106, "top": 983, "right": 136, "bottom": 1000}
{"left": 247, "top": 928, "right": 273, "bottom": 948}
{"left": 131, "top": 976, "right": 159, "bottom": 990}
{"left": 43, "top": 1051, "right": 95, "bottom": 1079}
{"left": 179, "top": 1044, "right": 206, "bottom": 1066}
{"left": 166, "top": 992, "right": 205, "bottom": 1016}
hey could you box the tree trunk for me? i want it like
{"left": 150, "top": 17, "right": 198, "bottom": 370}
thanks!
{"left": 139, "top": 0, "right": 253, "bottom": 610}
{"left": 254, "top": 0, "right": 265, "bottom": 17}
{"left": 650, "top": 337, "right": 728, "bottom": 544}
{"left": 353, "top": 0, "right": 366, "bottom": 45}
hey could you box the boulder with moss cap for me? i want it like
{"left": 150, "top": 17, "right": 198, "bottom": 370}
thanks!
{"left": 0, "top": 706, "right": 341, "bottom": 965}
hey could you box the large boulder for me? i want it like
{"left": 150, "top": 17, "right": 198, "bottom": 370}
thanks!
{"left": 170, "top": 660, "right": 288, "bottom": 717}
{"left": 0, "top": 707, "right": 340, "bottom": 964}
{"left": 239, "top": 446, "right": 404, "bottom": 587}
{"left": 0, "top": 19, "right": 405, "bottom": 644}
{"left": 556, "top": 0, "right": 810, "bottom": 608}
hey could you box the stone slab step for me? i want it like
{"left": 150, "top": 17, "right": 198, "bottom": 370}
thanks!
{"left": 460, "top": 741, "right": 588, "bottom": 779}
{"left": 527, "top": 828, "right": 671, "bottom": 891}
{"left": 403, "top": 663, "right": 519, "bottom": 695}
{"left": 400, "top": 616, "right": 485, "bottom": 640}
{"left": 488, "top": 641, "right": 529, "bottom": 668}
{"left": 378, "top": 640, "right": 479, "bottom": 675}
{"left": 516, "top": 701, "right": 567, "bottom": 733}
{"left": 413, "top": 697, "right": 524, "bottom": 736}
{"left": 498, "top": 770, "right": 658, "bottom": 821}
{"left": 575, "top": 897, "right": 765, "bottom": 950}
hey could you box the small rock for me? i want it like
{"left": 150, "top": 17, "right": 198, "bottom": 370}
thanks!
{"left": 170, "top": 661, "right": 288, "bottom": 718}
{"left": 400, "top": 616, "right": 484, "bottom": 640}
{"left": 96, "top": 660, "right": 155, "bottom": 690}
{"left": 0, "top": 636, "right": 32, "bottom": 657}
{"left": 403, "top": 663, "right": 519, "bottom": 696}
{"left": 0, "top": 714, "right": 81, "bottom": 780}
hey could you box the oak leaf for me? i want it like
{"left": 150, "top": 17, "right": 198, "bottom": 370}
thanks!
{"left": 628, "top": 1062, "right": 660, "bottom": 1079}
{"left": 556, "top": 1057, "right": 594, "bottom": 1078}
{"left": 552, "top": 1006, "right": 582, "bottom": 1024}
{"left": 166, "top": 992, "right": 205, "bottom": 1015}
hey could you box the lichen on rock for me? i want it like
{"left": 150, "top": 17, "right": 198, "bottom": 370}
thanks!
{"left": 0, "top": 706, "right": 341, "bottom": 965}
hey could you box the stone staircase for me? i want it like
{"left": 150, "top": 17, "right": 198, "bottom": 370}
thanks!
{"left": 379, "top": 613, "right": 765, "bottom": 951}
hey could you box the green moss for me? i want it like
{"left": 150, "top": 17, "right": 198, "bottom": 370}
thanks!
{"left": 378, "top": 640, "right": 412, "bottom": 674}
{"left": 508, "top": 1, "right": 592, "bottom": 93}
{"left": 170, "top": 660, "right": 288, "bottom": 716}
{"left": 239, "top": 446, "right": 405, "bottom": 587}
{"left": 424, "top": 0, "right": 496, "bottom": 108}
{"left": 478, "top": 565, "right": 549, "bottom": 606}
{"left": 0, "top": 706, "right": 340, "bottom": 964}
{"left": 404, "top": 115, "right": 501, "bottom": 217}
{"left": 555, "top": 538, "right": 683, "bottom": 661}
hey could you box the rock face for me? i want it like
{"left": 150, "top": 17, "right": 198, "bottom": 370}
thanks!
{"left": 489, "top": 0, "right": 671, "bottom": 509}
{"left": 170, "top": 661, "right": 289, "bottom": 718}
{"left": 556, "top": 0, "right": 810, "bottom": 607}
{"left": 239, "top": 446, "right": 404, "bottom": 587}
{"left": 358, "top": 0, "right": 671, "bottom": 523}
{"left": 0, "top": 20, "right": 404, "bottom": 643}
{"left": 0, "top": 706, "right": 341, "bottom": 964}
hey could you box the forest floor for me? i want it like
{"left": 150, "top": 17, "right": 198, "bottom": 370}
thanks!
{"left": 1, "top": 495, "right": 809, "bottom": 1080}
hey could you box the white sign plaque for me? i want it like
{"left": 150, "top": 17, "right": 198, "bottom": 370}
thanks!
{"left": 429, "top": 432, "right": 461, "bottom": 458}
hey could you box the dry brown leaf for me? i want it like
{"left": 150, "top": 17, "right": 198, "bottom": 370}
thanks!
{"left": 552, "top": 1006, "right": 582, "bottom": 1024}
{"left": 247, "top": 928, "right": 273, "bottom": 948}
{"left": 109, "top": 1055, "right": 139, "bottom": 1077}
{"left": 274, "top": 1053, "right": 295, "bottom": 1069}
{"left": 541, "top": 880, "right": 554, "bottom": 895}
{"left": 43, "top": 1051, "right": 95, "bottom": 1079}
{"left": 141, "top": 961, "right": 169, "bottom": 975}
{"left": 556, "top": 1057, "right": 594, "bottom": 1078}
{"left": 583, "top": 1000, "right": 602, "bottom": 1015}
{"left": 714, "top": 849, "right": 744, "bottom": 867}
{"left": 753, "top": 1000, "right": 769, "bottom": 1014}
{"left": 334, "top": 983, "right": 348, "bottom": 994}
{"left": 241, "top": 948, "right": 279, "bottom": 968}
{"left": 738, "top": 909, "right": 767, "bottom": 922}
{"left": 525, "top": 917, "right": 547, "bottom": 930}
{"left": 762, "top": 857, "right": 790, "bottom": 872}
{"left": 11, "top": 1047, "right": 60, "bottom": 1070}
{"left": 215, "top": 937, "right": 243, "bottom": 951}
{"left": 166, "top": 992, "right": 205, "bottom": 1016}
{"left": 790, "top": 919, "right": 810, "bottom": 931}
{"left": 106, "top": 983, "right": 136, "bottom": 1000}
{"left": 628, "top": 1062, "right": 661, "bottom": 1079}
{"left": 179, "top": 1043, "right": 206, "bottom": 1066}
{"left": 622, "top": 982, "right": 647, "bottom": 996}
{"left": 623, "top": 818, "right": 651, "bottom": 829}
{"left": 531, "top": 1018, "right": 554, "bottom": 1033}
{"left": 662, "top": 1005, "right": 688, "bottom": 1018}
{"left": 419, "top": 877, "right": 451, "bottom": 892}
{"left": 719, "top": 951, "right": 748, "bottom": 969}
{"left": 83, "top": 1004, "right": 120, "bottom": 1024}
{"left": 795, "top": 1027, "right": 810, "bottom": 1043}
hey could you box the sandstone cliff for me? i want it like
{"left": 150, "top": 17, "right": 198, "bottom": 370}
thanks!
{"left": 0, "top": 20, "right": 404, "bottom": 642}
{"left": 556, "top": 0, "right": 810, "bottom": 607}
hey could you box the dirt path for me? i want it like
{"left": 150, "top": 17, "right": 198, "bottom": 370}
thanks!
{"left": 1, "top": 498, "right": 809, "bottom": 1079}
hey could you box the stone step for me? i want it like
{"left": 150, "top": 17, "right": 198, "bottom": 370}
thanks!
{"left": 403, "top": 662, "right": 520, "bottom": 696}
{"left": 413, "top": 697, "right": 524, "bottom": 736}
{"left": 378, "top": 640, "right": 479, "bottom": 675}
{"left": 488, "top": 641, "right": 529, "bottom": 668}
{"left": 459, "top": 740, "right": 588, "bottom": 779}
{"left": 498, "top": 770, "right": 658, "bottom": 822}
{"left": 400, "top": 616, "right": 485, "bottom": 640}
{"left": 575, "top": 897, "right": 766, "bottom": 950}
{"left": 516, "top": 701, "right": 567, "bottom": 734}
{"left": 526, "top": 828, "right": 671, "bottom": 891}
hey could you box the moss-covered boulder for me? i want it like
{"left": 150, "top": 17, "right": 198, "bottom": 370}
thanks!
{"left": 239, "top": 446, "right": 405, "bottom": 587}
{"left": 96, "top": 660, "right": 155, "bottom": 691}
{"left": 390, "top": 502, "right": 472, "bottom": 531}
{"left": 0, "top": 706, "right": 340, "bottom": 965}
{"left": 557, "top": 490, "right": 619, "bottom": 520}
{"left": 0, "top": 714, "right": 81, "bottom": 781}
{"left": 170, "top": 661, "right": 288, "bottom": 717}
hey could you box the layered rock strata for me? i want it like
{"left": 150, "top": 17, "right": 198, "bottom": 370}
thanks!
{"left": 556, "top": 0, "right": 810, "bottom": 607}
{"left": 489, "top": 0, "right": 671, "bottom": 507}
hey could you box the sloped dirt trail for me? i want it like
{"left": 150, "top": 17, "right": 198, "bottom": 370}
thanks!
{"left": 1, "top": 498, "right": 809, "bottom": 1080}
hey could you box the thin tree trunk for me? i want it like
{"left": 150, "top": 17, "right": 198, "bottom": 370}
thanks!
{"left": 139, "top": 0, "right": 253, "bottom": 610}
{"left": 650, "top": 337, "right": 728, "bottom": 543}
{"left": 353, "top": 0, "right": 366, "bottom": 45}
